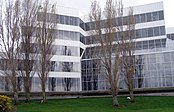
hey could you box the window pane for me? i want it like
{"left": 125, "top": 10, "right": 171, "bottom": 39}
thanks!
{"left": 161, "top": 39, "right": 166, "bottom": 47}
{"left": 57, "top": 15, "right": 60, "bottom": 23}
{"left": 154, "top": 27, "right": 160, "bottom": 36}
{"left": 65, "top": 16, "right": 70, "bottom": 25}
{"left": 171, "top": 34, "right": 174, "bottom": 40}
{"left": 149, "top": 40, "right": 155, "bottom": 49}
{"left": 74, "top": 17, "right": 78, "bottom": 26}
{"left": 135, "top": 15, "right": 140, "bottom": 23}
{"left": 70, "top": 17, "right": 74, "bottom": 25}
{"left": 60, "top": 15, "right": 65, "bottom": 24}
{"left": 123, "top": 16, "right": 128, "bottom": 25}
{"left": 143, "top": 41, "right": 148, "bottom": 49}
{"left": 148, "top": 28, "right": 153, "bottom": 37}
{"left": 146, "top": 13, "right": 152, "bottom": 22}
{"left": 136, "top": 42, "right": 142, "bottom": 50}
{"left": 152, "top": 12, "right": 159, "bottom": 21}
{"left": 136, "top": 29, "right": 142, "bottom": 38}
{"left": 159, "top": 11, "right": 164, "bottom": 20}
{"left": 142, "top": 28, "right": 148, "bottom": 37}
{"left": 155, "top": 39, "right": 161, "bottom": 48}
{"left": 59, "top": 30, "right": 63, "bottom": 39}
{"left": 140, "top": 14, "right": 146, "bottom": 23}
{"left": 64, "top": 31, "right": 70, "bottom": 40}
{"left": 160, "top": 26, "right": 165, "bottom": 35}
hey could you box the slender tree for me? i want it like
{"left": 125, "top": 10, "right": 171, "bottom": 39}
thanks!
{"left": 36, "top": 0, "right": 56, "bottom": 103}
{"left": 119, "top": 7, "right": 136, "bottom": 102}
{"left": 20, "top": 0, "right": 40, "bottom": 103}
{"left": 89, "top": 0, "right": 123, "bottom": 106}
{"left": 0, "top": 0, "right": 21, "bottom": 105}
{"left": 62, "top": 46, "right": 73, "bottom": 91}
{"left": 135, "top": 55, "right": 144, "bottom": 88}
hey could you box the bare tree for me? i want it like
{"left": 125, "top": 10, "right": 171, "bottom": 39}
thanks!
{"left": 20, "top": 0, "right": 40, "bottom": 103}
{"left": 135, "top": 55, "right": 144, "bottom": 88}
{"left": 36, "top": 0, "right": 56, "bottom": 103}
{"left": 0, "top": 0, "right": 21, "bottom": 105}
{"left": 89, "top": 0, "right": 123, "bottom": 106}
{"left": 62, "top": 46, "right": 73, "bottom": 91}
{"left": 119, "top": 7, "right": 136, "bottom": 102}
{"left": 63, "top": 78, "right": 72, "bottom": 91}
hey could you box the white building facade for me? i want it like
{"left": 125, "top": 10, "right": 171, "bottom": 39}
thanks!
{"left": 0, "top": 1, "right": 174, "bottom": 92}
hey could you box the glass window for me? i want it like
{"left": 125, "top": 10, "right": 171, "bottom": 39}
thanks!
{"left": 142, "top": 28, "right": 148, "bottom": 37}
{"left": 167, "top": 34, "right": 170, "bottom": 39}
{"left": 64, "top": 31, "right": 70, "bottom": 40}
{"left": 75, "top": 17, "right": 78, "bottom": 26}
{"left": 75, "top": 32, "right": 80, "bottom": 41}
{"left": 70, "top": 17, "right": 74, "bottom": 25}
{"left": 148, "top": 28, "right": 153, "bottom": 37}
{"left": 117, "top": 17, "right": 122, "bottom": 26}
{"left": 152, "top": 12, "right": 159, "bottom": 21}
{"left": 140, "top": 14, "right": 146, "bottom": 23}
{"left": 60, "top": 15, "right": 65, "bottom": 24}
{"left": 80, "top": 20, "right": 85, "bottom": 30}
{"left": 146, "top": 13, "right": 152, "bottom": 22}
{"left": 148, "top": 40, "right": 155, "bottom": 49}
{"left": 59, "top": 30, "right": 63, "bottom": 39}
{"left": 163, "top": 52, "right": 171, "bottom": 62}
{"left": 143, "top": 41, "right": 148, "bottom": 49}
{"left": 90, "top": 22, "right": 95, "bottom": 30}
{"left": 159, "top": 11, "right": 164, "bottom": 20}
{"left": 57, "top": 15, "right": 60, "bottom": 23}
{"left": 136, "top": 42, "right": 142, "bottom": 50}
{"left": 65, "top": 16, "right": 70, "bottom": 25}
{"left": 154, "top": 27, "right": 160, "bottom": 36}
{"left": 171, "top": 34, "right": 174, "bottom": 40}
{"left": 80, "top": 34, "right": 85, "bottom": 43}
{"left": 136, "top": 29, "right": 142, "bottom": 38}
{"left": 135, "top": 15, "right": 140, "bottom": 23}
{"left": 85, "top": 23, "right": 90, "bottom": 31}
{"left": 123, "top": 16, "right": 128, "bottom": 25}
{"left": 155, "top": 39, "right": 161, "bottom": 48}
{"left": 160, "top": 26, "right": 165, "bottom": 35}
{"left": 161, "top": 39, "right": 166, "bottom": 47}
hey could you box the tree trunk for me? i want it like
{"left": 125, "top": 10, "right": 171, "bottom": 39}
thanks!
{"left": 112, "top": 95, "right": 119, "bottom": 106}
{"left": 25, "top": 87, "right": 30, "bottom": 103}
{"left": 24, "top": 77, "right": 31, "bottom": 103}
{"left": 14, "top": 89, "right": 19, "bottom": 105}
{"left": 129, "top": 90, "right": 135, "bottom": 103}
{"left": 128, "top": 81, "right": 135, "bottom": 103}
{"left": 41, "top": 82, "right": 47, "bottom": 103}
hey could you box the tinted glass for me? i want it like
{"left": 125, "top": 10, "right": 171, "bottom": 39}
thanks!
{"left": 159, "top": 11, "right": 164, "bottom": 20}
{"left": 140, "top": 14, "right": 146, "bottom": 23}
{"left": 136, "top": 29, "right": 141, "bottom": 38}
{"left": 135, "top": 15, "right": 140, "bottom": 23}
{"left": 146, "top": 13, "right": 152, "bottom": 22}
{"left": 148, "top": 28, "right": 153, "bottom": 37}
{"left": 152, "top": 12, "right": 159, "bottom": 21}
{"left": 154, "top": 27, "right": 160, "bottom": 36}
{"left": 160, "top": 26, "right": 165, "bottom": 35}
{"left": 142, "top": 29, "right": 148, "bottom": 37}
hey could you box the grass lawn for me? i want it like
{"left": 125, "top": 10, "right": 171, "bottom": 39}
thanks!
{"left": 17, "top": 96, "right": 174, "bottom": 112}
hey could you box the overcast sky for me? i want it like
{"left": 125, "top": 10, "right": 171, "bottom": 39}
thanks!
{"left": 54, "top": 0, "right": 173, "bottom": 28}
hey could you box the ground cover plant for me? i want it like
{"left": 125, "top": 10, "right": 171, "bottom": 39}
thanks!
{"left": 17, "top": 96, "right": 174, "bottom": 112}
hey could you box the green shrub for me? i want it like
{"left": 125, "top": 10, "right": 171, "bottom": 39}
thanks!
{"left": 0, "top": 95, "right": 13, "bottom": 112}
